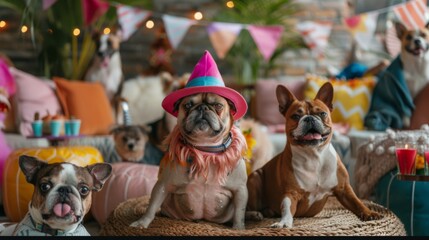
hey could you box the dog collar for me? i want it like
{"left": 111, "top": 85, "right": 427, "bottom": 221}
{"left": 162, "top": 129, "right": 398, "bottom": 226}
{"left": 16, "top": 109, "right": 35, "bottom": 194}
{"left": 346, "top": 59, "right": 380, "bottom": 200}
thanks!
{"left": 29, "top": 215, "right": 66, "bottom": 236}
{"left": 188, "top": 133, "right": 233, "bottom": 153}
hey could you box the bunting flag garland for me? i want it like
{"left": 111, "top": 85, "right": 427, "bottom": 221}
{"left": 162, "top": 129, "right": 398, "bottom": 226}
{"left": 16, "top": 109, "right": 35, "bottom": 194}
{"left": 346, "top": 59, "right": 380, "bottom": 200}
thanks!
{"left": 162, "top": 15, "right": 196, "bottom": 49}
{"left": 344, "top": 12, "right": 379, "bottom": 50}
{"left": 247, "top": 25, "right": 284, "bottom": 61}
{"left": 82, "top": 0, "right": 110, "bottom": 26}
{"left": 385, "top": 21, "right": 402, "bottom": 57}
{"left": 43, "top": 0, "right": 57, "bottom": 10}
{"left": 393, "top": 0, "right": 428, "bottom": 30}
{"left": 117, "top": 5, "right": 151, "bottom": 41}
{"left": 207, "top": 22, "right": 243, "bottom": 59}
{"left": 296, "top": 21, "right": 333, "bottom": 58}
{"left": 41, "top": 0, "right": 429, "bottom": 65}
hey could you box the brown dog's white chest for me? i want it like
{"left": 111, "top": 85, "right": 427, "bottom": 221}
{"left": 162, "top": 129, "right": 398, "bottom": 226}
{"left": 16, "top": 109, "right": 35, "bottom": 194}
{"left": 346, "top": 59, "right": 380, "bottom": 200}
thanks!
{"left": 291, "top": 143, "right": 338, "bottom": 206}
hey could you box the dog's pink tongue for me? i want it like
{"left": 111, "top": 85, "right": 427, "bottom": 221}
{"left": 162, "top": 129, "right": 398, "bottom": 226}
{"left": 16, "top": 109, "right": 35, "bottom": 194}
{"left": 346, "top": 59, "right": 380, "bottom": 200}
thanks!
{"left": 302, "top": 133, "right": 322, "bottom": 140}
{"left": 53, "top": 203, "right": 71, "bottom": 217}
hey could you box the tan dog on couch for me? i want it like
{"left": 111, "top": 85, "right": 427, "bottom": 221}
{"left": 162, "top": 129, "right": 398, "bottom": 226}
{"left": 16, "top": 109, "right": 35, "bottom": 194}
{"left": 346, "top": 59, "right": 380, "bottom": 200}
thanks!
{"left": 130, "top": 51, "right": 249, "bottom": 229}
{"left": 246, "top": 82, "right": 382, "bottom": 228}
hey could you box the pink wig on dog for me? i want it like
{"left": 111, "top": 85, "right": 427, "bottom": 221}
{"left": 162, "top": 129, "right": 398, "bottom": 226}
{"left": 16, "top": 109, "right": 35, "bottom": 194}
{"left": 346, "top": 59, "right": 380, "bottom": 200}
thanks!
{"left": 163, "top": 124, "right": 247, "bottom": 184}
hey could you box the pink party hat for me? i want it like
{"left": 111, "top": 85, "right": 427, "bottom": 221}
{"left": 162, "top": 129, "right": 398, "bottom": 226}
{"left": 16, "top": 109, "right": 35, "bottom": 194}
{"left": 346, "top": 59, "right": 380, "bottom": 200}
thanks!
{"left": 162, "top": 50, "right": 247, "bottom": 120}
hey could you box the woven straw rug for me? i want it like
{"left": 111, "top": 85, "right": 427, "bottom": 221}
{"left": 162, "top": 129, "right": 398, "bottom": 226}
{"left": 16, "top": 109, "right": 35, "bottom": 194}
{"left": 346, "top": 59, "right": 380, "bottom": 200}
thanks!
{"left": 99, "top": 195, "right": 406, "bottom": 236}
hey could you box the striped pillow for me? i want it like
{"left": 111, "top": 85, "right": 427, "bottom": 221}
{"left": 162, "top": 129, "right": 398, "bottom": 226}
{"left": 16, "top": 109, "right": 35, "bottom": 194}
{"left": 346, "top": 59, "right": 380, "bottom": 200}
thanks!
{"left": 304, "top": 74, "right": 376, "bottom": 130}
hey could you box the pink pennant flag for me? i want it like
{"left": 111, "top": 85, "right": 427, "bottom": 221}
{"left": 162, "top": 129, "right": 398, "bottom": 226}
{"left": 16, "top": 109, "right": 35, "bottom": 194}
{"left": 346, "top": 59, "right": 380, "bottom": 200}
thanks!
{"left": 43, "top": 0, "right": 57, "bottom": 10}
{"left": 393, "top": 0, "right": 428, "bottom": 30}
{"left": 162, "top": 15, "right": 196, "bottom": 49}
{"left": 117, "top": 5, "right": 151, "bottom": 41}
{"left": 82, "top": 0, "right": 110, "bottom": 26}
{"left": 247, "top": 25, "right": 284, "bottom": 61}
{"left": 207, "top": 22, "right": 243, "bottom": 59}
{"left": 296, "top": 21, "right": 332, "bottom": 58}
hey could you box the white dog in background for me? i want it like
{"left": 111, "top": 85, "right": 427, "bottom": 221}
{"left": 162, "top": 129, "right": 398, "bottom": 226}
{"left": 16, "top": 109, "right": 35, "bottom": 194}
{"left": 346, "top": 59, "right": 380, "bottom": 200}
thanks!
{"left": 85, "top": 31, "right": 123, "bottom": 102}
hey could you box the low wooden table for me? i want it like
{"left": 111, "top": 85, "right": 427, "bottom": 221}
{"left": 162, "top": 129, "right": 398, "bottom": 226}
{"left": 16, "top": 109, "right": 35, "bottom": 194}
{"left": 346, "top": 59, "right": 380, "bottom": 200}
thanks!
{"left": 27, "top": 135, "right": 85, "bottom": 146}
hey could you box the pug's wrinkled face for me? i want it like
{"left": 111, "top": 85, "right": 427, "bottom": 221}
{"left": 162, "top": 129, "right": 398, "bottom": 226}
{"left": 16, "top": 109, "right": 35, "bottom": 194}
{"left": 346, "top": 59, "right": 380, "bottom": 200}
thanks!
{"left": 175, "top": 93, "right": 234, "bottom": 146}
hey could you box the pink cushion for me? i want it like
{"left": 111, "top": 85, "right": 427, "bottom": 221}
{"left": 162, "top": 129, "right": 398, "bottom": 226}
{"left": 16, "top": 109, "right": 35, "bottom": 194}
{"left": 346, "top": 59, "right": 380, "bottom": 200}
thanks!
{"left": 91, "top": 162, "right": 159, "bottom": 225}
{"left": 10, "top": 67, "right": 62, "bottom": 136}
{"left": 254, "top": 78, "right": 305, "bottom": 127}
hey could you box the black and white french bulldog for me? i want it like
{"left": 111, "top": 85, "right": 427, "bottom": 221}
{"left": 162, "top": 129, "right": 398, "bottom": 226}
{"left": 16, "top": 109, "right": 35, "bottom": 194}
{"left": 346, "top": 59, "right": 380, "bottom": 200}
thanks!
{"left": 0, "top": 155, "right": 112, "bottom": 236}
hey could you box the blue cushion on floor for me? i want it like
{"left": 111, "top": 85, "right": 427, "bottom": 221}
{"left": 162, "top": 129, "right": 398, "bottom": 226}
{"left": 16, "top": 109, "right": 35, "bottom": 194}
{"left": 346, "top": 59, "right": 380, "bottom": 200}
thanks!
{"left": 374, "top": 169, "right": 429, "bottom": 236}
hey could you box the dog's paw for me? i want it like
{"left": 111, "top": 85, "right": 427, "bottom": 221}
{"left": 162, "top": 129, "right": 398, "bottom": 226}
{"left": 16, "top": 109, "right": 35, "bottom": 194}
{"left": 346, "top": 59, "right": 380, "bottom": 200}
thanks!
{"left": 129, "top": 217, "right": 153, "bottom": 228}
{"left": 245, "top": 211, "right": 264, "bottom": 221}
{"left": 232, "top": 222, "right": 245, "bottom": 230}
{"left": 270, "top": 220, "right": 292, "bottom": 228}
{"left": 359, "top": 211, "right": 383, "bottom": 221}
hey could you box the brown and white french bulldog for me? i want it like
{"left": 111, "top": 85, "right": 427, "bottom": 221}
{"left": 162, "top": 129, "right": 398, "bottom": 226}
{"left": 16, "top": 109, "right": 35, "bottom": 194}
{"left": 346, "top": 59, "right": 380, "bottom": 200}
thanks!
{"left": 0, "top": 156, "right": 112, "bottom": 236}
{"left": 246, "top": 82, "right": 382, "bottom": 228}
{"left": 130, "top": 92, "right": 248, "bottom": 229}
{"left": 396, "top": 21, "right": 429, "bottom": 100}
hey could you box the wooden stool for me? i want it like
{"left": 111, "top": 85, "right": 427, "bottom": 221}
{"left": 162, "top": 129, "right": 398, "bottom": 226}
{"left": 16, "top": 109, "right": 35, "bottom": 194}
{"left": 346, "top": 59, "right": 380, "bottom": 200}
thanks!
{"left": 100, "top": 195, "right": 406, "bottom": 236}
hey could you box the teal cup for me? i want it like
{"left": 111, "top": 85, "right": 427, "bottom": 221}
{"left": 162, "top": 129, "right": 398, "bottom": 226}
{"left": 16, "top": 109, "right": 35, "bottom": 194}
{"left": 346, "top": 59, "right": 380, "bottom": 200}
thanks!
{"left": 65, "top": 121, "right": 72, "bottom": 136}
{"left": 50, "top": 120, "right": 63, "bottom": 137}
{"left": 31, "top": 120, "right": 43, "bottom": 137}
{"left": 69, "top": 119, "right": 81, "bottom": 136}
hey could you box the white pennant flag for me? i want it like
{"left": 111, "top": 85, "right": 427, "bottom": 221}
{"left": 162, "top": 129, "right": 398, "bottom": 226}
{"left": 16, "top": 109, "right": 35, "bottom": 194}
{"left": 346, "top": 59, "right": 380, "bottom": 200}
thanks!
{"left": 344, "top": 12, "right": 379, "bottom": 50}
{"left": 296, "top": 21, "right": 333, "bottom": 58}
{"left": 117, "top": 5, "right": 151, "bottom": 41}
{"left": 162, "top": 15, "right": 196, "bottom": 49}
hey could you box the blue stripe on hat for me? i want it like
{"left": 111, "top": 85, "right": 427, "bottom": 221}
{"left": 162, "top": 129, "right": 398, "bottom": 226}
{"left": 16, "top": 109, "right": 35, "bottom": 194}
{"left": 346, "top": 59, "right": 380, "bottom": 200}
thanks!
{"left": 186, "top": 76, "right": 225, "bottom": 88}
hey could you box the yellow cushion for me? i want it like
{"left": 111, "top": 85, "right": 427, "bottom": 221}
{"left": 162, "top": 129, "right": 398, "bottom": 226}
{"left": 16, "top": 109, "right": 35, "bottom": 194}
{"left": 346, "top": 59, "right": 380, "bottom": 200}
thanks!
{"left": 304, "top": 74, "right": 376, "bottom": 130}
{"left": 2, "top": 146, "right": 103, "bottom": 222}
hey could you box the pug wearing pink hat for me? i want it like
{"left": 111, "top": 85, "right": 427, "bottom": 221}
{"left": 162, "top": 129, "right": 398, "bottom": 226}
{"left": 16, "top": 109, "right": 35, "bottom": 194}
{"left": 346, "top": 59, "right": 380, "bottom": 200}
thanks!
{"left": 130, "top": 50, "right": 249, "bottom": 229}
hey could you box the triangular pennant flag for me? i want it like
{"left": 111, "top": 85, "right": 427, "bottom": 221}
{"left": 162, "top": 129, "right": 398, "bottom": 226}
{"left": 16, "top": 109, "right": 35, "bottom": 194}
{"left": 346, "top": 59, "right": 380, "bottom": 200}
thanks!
{"left": 393, "top": 0, "right": 428, "bottom": 30}
{"left": 207, "top": 22, "right": 243, "bottom": 59}
{"left": 43, "top": 0, "right": 57, "bottom": 10}
{"left": 296, "top": 21, "right": 332, "bottom": 58}
{"left": 344, "top": 12, "right": 379, "bottom": 50}
{"left": 82, "top": 0, "right": 110, "bottom": 26}
{"left": 247, "top": 25, "right": 284, "bottom": 61}
{"left": 117, "top": 5, "right": 151, "bottom": 41}
{"left": 162, "top": 15, "right": 196, "bottom": 49}
{"left": 385, "top": 21, "right": 402, "bottom": 58}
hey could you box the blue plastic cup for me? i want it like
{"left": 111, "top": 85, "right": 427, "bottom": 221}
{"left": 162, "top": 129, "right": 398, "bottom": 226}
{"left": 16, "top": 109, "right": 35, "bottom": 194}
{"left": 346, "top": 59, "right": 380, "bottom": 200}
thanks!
{"left": 65, "top": 121, "right": 72, "bottom": 136}
{"left": 50, "top": 120, "right": 63, "bottom": 137}
{"left": 70, "top": 119, "right": 81, "bottom": 136}
{"left": 31, "top": 120, "right": 43, "bottom": 137}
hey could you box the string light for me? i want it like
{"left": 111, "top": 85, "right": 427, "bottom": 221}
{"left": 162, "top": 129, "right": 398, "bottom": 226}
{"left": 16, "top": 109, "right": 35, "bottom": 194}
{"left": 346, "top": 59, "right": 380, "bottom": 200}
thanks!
{"left": 226, "top": 1, "right": 234, "bottom": 8}
{"left": 21, "top": 25, "right": 28, "bottom": 33}
{"left": 146, "top": 19, "right": 155, "bottom": 29}
{"left": 0, "top": 21, "right": 6, "bottom": 28}
{"left": 193, "top": 11, "right": 203, "bottom": 20}
{"left": 73, "top": 28, "right": 80, "bottom": 36}
{"left": 103, "top": 27, "right": 111, "bottom": 34}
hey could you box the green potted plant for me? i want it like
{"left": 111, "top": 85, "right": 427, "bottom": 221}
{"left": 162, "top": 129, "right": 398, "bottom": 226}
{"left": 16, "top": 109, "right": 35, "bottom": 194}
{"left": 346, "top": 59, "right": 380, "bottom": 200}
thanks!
{"left": 0, "top": 0, "right": 152, "bottom": 80}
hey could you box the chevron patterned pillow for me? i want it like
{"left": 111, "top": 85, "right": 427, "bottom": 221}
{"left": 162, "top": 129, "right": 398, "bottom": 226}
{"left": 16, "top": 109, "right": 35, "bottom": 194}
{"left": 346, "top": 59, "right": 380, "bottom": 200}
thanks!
{"left": 304, "top": 74, "right": 376, "bottom": 130}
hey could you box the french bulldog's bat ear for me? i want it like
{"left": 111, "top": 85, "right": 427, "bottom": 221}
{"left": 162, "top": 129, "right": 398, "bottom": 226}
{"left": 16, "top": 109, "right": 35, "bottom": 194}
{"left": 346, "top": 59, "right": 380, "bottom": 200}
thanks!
{"left": 315, "top": 82, "right": 334, "bottom": 111}
{"left": 395, "top": 21, "right": 407, "bottom": 40}
{"left": 19, "top": 155, "right": 47, "bottom": 185}
{"left": 87, "top": 163, "right": 112, "bottom": 192}
{"left": 276, "top": 84, "right": 297, "bottom": 115}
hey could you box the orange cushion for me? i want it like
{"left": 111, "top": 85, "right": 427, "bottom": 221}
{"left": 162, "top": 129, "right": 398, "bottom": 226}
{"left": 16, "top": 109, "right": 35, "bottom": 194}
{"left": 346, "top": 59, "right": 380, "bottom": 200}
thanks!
{"left": 91, "top": 162, "right": 159, "bottom": 225}
{"left": 2, "top": 146, "right": 104, "bottom": 222}
{"left": 54, "top": 77, "right": 114, "bottom": 135}
{"left": 410, "top": 84, "right": 429, "bottom": 129}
